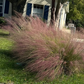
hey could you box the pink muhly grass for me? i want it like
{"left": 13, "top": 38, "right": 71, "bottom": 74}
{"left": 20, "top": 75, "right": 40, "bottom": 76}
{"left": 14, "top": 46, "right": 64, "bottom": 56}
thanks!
{"left": 4, "top": 12, "right": 84, "bottom": 80}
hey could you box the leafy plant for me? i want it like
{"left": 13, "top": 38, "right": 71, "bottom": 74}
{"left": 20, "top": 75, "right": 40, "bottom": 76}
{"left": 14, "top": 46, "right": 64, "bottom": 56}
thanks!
{"left": 0, "top": 17, "right": 6, "bottom": 25}
{"left": 4, "top": 14, "right": 84, "bottom": 80}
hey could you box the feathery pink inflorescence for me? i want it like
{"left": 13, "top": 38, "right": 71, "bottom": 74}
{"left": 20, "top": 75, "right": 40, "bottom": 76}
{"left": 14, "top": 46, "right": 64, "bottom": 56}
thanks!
{"left": 3, "top": 12, "right": 84, "bottom": 80}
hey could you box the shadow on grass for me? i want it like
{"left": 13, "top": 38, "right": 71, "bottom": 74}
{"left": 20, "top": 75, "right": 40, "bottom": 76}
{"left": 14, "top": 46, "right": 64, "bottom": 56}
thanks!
{"left": 0, "top": 49, "right": 24, "bottom": 69}
{"left": 0, "top": 29, "right": 10, "bottom": 37}
{"left": 0, "top": 33, "right": 10, "bottom": 37}
{"left": 0, "top": 49, "right": 36, "bottom": 81}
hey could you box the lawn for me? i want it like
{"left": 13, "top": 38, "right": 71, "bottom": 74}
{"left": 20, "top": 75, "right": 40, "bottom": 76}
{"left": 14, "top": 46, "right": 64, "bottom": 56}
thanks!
{"left": 0, "top": 29, "right": 84, "bottom": 84}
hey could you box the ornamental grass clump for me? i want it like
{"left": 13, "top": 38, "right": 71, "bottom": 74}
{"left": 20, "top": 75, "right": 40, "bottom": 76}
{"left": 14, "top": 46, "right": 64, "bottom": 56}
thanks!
{"left": 4, "top": 13, "right": 84, "bottom": 80}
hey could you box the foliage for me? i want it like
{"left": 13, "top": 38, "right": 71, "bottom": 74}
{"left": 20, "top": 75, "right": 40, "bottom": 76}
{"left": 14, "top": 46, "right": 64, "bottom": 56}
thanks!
{"left": 4, "top": 14, "right": 84, "bottom": 80}
{"left": 67, "top": 0, "right": 84, "bottom": 27}
{"left": 0, "top": 17, "right": 6, "bottom": 25}
{"left": 0, "top": 38, "right": 13, "bottom": 51}
{"left": 0, "top": 29, "right": 10, "bottom": 36}
{"left": 0, "top": 37, "right": 34, "bottom": 84}
{"left": 1, "top": 32, "right": 84, "bottom": 83}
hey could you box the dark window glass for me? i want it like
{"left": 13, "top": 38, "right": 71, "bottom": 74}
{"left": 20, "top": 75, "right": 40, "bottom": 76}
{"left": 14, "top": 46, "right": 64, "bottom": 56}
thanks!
{"left": 34, "top": 4, "right": 43, "bottom": 9}
{"left": 0, "top": 6, "right": 2, "bottom": 12}
{"left": 33, "top": 4, "right": 43, "bottom": 18}
{"left": 34, "top": 5, "right": 36, "bottom": 8}
{"left": 0, "top": 13, "right": 2, "bottom": 16}
{"left": 0, "top": 0, "right": 3, "bottom": 5}
{"left": 0, "top": 3, "right": 2, "bottom": 5}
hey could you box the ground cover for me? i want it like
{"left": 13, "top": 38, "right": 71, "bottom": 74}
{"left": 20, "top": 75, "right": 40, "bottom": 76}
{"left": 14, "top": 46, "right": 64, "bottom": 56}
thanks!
{"left": 0, "top": 31, "right": 34, "bottom": 84}
{"left": 0, "top": 49, "right": 84, "bottom": 84}
{"left": 0, "top": 29, "right": 9, "bottom": 36}
{"left": 0, "top": 24, "right": 84, "bottom": 83}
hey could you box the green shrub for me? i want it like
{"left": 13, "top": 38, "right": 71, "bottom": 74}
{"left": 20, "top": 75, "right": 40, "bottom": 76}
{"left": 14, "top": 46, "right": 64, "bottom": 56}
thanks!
{"left": 5, "top": 14, "right": 84, "bottom": 80}
{"left": 0, "top": 17, "right": 6, "bottom": 25}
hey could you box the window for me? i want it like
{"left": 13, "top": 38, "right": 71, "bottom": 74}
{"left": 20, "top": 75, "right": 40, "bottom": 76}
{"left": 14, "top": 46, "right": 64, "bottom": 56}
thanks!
{"left": 0, "top": 6, "right": 2, "bottom": 12}
{"left": 0, "top": 0, "right": 3, "bottom": 16}
{"left": 26, "top": 3, "right": 49, "bottom": 21}
{"left": 33, "top": 4, "right": 43, "bottom": 18}
{"left": 0, "top": 0, "right": 3, "bottom": 5}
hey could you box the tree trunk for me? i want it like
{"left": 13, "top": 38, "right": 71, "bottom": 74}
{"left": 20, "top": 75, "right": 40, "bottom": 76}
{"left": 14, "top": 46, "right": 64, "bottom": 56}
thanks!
{"left": 51, "top": 0, "right": 61, "bottom": 28}
{"left": 51, "top": 0, "right": 56, "bottom": 26}
{"left": 55, "top": 0, "right": 61, "bottom": 21}
{"left": 55, "top": 0, "right": 64, "bottom": 29}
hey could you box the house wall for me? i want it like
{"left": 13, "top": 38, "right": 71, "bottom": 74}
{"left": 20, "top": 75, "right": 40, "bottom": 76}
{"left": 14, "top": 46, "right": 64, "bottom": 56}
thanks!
{"left": 23, "top": 0, "right": 58, "bottom": 24}
{"left": 22, "top": 0, "right": 68, "bottom": 30}
{"left": 4, "top": 2, "right": 12, "bottom": 17}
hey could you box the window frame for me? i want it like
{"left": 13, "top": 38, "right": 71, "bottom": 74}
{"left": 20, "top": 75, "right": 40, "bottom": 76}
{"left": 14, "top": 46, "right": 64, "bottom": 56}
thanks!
{"left": 0, "top": 0, "right": 3, "bottom": 13}
{"left": 0, "top": 0, "right": 6, "bottom": 16}
{"left": 0, "top": 0, "right": 3, "bottom": 5}
{"left": 32, "top": 4, "right": 44, "bottom": 18}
